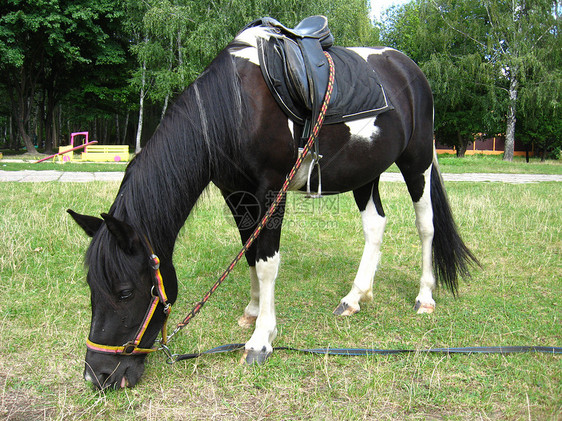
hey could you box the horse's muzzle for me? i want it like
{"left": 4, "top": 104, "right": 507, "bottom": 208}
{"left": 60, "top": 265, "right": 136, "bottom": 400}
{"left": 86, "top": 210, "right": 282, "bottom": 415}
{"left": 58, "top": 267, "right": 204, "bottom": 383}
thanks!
{"left": 84, "top": 352, "right": 146, "bottom": 390}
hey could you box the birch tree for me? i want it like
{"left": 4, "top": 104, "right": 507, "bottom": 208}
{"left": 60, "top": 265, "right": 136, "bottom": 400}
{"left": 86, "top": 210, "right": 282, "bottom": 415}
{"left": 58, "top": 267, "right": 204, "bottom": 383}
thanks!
{"left": 431, "top": 0, "right": 559, "bottom": 160}
{"left": 382, "top": 0, "right": 560, "bottom": 160}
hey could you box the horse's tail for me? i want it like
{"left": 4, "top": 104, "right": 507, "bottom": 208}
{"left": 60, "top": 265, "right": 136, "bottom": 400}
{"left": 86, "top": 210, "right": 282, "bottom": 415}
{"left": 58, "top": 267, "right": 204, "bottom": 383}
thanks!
{"left": 430, "top": 157, "right": 480, "bottom": 294}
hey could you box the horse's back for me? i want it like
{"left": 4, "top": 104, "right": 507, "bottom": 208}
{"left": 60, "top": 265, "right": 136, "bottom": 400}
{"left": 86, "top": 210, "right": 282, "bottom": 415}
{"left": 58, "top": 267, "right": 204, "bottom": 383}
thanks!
{"left": 347, "top": 46, "right": 433, "bottom": 116}
{"left": 228, "top": 35, "right": 435, "bottom": 193}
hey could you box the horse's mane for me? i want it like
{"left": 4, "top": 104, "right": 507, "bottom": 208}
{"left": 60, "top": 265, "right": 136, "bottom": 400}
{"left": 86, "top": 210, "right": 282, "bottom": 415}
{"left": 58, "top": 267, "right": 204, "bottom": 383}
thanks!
{"left": 86, "top": 47, "right": 251, "bottom": 300}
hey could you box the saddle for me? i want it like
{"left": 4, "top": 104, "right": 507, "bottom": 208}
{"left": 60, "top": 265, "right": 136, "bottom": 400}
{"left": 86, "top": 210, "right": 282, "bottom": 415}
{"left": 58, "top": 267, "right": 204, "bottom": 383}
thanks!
{"left": 245, "top": 16, "right": 334, "bottom": 128}
{"left": 244, "top": 16, "right": 392, "bottom": 126}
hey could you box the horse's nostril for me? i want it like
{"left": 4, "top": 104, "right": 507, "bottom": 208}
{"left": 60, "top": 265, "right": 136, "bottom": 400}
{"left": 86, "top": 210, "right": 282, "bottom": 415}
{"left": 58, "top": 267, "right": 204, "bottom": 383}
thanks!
{"left": 84, "top": 368, "right": 110, "bottom": 390}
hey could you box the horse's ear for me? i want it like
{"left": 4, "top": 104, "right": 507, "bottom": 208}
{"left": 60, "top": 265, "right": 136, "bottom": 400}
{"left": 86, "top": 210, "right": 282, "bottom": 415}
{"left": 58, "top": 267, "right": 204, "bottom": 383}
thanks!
{"left": 67, "top": 209, "right": 103, "bottom": 237}
{"left": 100, "top": 213, "right": 140, "bottom": 255}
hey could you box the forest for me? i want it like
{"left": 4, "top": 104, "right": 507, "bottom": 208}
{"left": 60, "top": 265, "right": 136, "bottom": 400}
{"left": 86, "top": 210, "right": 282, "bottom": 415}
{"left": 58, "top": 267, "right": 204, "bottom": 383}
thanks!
{"left": 1, "top": 0, "right": 560, "bottom": 160}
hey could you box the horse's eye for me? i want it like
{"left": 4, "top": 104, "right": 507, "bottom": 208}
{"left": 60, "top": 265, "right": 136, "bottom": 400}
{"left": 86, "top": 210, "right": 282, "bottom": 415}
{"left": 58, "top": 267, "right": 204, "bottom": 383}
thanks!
{"left": 119, "top": 290, "right": 134, "bottom": 301}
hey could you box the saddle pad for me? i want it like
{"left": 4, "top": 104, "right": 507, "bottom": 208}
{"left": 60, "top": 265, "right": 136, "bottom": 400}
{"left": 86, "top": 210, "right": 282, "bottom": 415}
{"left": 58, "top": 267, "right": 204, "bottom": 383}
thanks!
{"left": 259, "top": 39, "right": 393, "bottom": 125}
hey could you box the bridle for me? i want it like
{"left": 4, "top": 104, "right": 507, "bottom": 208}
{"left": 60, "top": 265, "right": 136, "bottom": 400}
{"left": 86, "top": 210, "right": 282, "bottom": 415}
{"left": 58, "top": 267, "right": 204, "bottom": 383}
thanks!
{"left": 85, "top": 238, "right": 172, "bottom": 356}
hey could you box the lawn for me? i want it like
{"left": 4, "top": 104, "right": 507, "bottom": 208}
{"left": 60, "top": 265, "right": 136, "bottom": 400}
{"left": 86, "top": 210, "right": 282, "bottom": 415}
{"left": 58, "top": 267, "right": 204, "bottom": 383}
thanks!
{"left": 0, "top": 160, "right": 127, "bottom": 172}
{"left": 1, "top": 153, "right": 561, "bottom": 175}
{"left": 0, "top": 178, "right": 560, "bottom": 420}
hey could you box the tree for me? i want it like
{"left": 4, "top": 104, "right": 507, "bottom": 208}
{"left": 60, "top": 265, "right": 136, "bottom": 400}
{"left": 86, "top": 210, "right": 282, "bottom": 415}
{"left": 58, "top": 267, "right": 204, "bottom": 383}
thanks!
{"left": 381, "top": 0, "right": 560, "bottom": 160}
{"left": 0, "top": 1, "right": 45, "bottom": 153}
{"left": 0, "top": 0, "right": 129, "bottom": 153}
{"left": 516, "top": 0, "right": 562, "bottom": 159}
{"left": 479, "top": 0, "right": 559, "bottom": 160}
{"left": 381, "top": 1, "right": 495, "bottom": 155}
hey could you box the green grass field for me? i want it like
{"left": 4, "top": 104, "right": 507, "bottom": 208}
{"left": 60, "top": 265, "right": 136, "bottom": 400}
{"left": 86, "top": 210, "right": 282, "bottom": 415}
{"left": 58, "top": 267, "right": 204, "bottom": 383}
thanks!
{"left": 2, "top": 153, "right": 562, "bottom": 175}
{"left": 0, "top": 173, "right": 560, "bottom": 419}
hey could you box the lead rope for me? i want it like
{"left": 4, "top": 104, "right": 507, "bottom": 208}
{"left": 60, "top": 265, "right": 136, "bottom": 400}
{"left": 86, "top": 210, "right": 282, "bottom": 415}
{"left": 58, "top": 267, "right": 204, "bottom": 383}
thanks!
{"left": 160, "top": 52, "right": 336, "bottom": 358}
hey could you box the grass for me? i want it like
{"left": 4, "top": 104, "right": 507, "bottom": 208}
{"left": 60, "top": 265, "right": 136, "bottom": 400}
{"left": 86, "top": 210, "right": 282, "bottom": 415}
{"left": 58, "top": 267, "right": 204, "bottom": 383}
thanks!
{"left": 432, "top": 154, "right": 562, "bottom": 175}
{"left": 0, "top": 179, "right": 560, "bottom": 420}
{"left": 1, "top": 153, "right": 561, "bottom": 175}
{"left": 0, "top": 160, "right": 127, "bottom": 172}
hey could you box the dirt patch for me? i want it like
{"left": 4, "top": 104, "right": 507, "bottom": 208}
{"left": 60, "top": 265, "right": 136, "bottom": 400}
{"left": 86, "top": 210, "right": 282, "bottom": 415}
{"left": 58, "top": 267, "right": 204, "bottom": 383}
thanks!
{"left": 0, "top": 373, "right": 53, "bottom": 420}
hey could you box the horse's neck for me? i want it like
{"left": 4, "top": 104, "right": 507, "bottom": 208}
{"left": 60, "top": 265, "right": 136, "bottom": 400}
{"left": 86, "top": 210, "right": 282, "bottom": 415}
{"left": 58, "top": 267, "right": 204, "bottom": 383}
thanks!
{"left": 116, "top": 144, "right": 211, "bottom": 259}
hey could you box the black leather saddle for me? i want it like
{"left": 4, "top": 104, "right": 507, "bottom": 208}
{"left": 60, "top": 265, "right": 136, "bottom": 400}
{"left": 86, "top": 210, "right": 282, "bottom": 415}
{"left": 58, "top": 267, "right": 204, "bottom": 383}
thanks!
{"left": 244, "top": 16, "right": 334, "bottom": 127}
{"left": 243, "top": 16, "right": 393, "bottom": 128}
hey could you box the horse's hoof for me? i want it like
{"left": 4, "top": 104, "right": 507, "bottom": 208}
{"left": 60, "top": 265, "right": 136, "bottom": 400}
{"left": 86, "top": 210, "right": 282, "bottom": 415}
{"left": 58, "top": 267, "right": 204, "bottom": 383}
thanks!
{"left": 240, "top": 348, "right": 271, "bottom": 365}
{"left": 237, "top": 314, "right": 257, "bottom": 328}
{"left": 414, "top": 300, "right": 435, "bottom": 314}
{"left": 333, "top": 302, "right": 359, "bottom": 316}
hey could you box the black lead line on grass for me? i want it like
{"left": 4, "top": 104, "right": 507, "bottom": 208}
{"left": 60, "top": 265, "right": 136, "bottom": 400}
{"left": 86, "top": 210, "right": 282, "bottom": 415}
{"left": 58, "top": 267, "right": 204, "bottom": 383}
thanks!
{"left": 163, "top": 344, "right": 562, "bottom": 363}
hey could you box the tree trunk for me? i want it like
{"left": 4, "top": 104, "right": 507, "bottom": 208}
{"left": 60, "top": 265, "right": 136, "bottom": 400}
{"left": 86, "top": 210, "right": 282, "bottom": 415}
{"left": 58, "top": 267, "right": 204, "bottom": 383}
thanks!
{"left": 161, "top": 94, "right": 169, "bottom": 121}
{"left": 38, "top": 100, "right": 44, "bottom": 150}
{"left": 503, "top": 72, "right": 518, "bottom": 162}
{"left": 50, "top": 109, "right": 57, "bottom": 151}
{"left": 135, "top": 60, "right": 147, "bottom": 155}
{"left": 15, "top": 106, "right": 36, "bottom": 154}
{"left": 103, "top": 118, "right": 108, "bottom": 144}
{"left": 44, "top": 88, "right": 58, "bottom": 154}
{"left": 115, "top": 114, "right": 120, "bottom": 145}
{"left": 8, "top": 115, "right": 15, "bottom": 149}
{"left": 122, "top": 112, "right": 129, "bottom": 145}
{"left": 456, "top": 131, "right": 468, "bottom": 157}
{"left": 13, "top": 84, "right": 36, "bottom": 153}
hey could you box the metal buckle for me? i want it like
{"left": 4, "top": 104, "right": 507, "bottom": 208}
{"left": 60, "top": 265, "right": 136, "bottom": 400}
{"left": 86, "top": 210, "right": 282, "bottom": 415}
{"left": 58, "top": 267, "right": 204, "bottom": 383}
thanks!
{"left": 122, "top": 342, "right": 137, "bottom": 355}
{"left": 150, "top": 254, "right": 160, "bottom": 270}
{"left": 162, "top": 302, "right": 171, "bottom": 314}
{"left": 158, "top": 342, "right": 178, "bottom": 364}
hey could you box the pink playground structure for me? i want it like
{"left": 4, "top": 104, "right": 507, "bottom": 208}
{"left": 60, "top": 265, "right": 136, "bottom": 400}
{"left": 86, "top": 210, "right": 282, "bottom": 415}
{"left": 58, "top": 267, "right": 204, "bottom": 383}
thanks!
{"left": 70, "top": 131, "right": 89, "bottom": 147}
{"left": 35, "top": 132, "right": 96, "bottom": 164}
{"left": 35, "top": 131, "right": 130, "bottom": 163}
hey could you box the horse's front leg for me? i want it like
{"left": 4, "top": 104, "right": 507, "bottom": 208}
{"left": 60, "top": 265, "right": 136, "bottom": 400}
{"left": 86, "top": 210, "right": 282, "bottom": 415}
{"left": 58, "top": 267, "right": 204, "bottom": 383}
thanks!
{"left": 220, "top": 190, "right": 261, "bottom": 328}
{"left": 241, "top": 194, "right": 285, "bottom": 365}
{"left": 241, "top": 250, "right": 280, "bottom": 364}
{"left": 237, "top": 266, "right": 259, "bottom": 328}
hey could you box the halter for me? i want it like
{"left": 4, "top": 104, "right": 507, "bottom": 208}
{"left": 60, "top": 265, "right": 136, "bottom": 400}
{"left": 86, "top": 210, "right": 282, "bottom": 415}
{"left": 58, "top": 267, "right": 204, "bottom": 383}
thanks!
{"left": 86, "top": 238, "right": 172, "bottom": 356}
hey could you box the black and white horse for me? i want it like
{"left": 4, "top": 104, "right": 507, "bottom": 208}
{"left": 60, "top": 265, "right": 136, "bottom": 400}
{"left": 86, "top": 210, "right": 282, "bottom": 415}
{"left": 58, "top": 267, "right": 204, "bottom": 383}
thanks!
{"left": 69, "top": 24, "right": 477, "bottom": 390}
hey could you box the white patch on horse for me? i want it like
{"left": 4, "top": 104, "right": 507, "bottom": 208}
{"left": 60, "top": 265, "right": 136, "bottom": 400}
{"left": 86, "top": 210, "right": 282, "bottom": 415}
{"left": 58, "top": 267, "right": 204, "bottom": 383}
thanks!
{"left": 287, "top": 119, "right": 295, "bottom": 138}
{"left": 347, "top": 47, "right": 396, "bottom": 61}
{"left": 287, "top": 150, "right": 315, "bottom": 191}
{"left": 230, "top": 46, "right": 259, "bottom": 65}
{"left": 234, "top": 27, "right": 265, "bottom": 48}
{"left": 413, "top": 164, "right": 436, "bottom": 313}
{"left": 231, "top": 27, "right": 282, "bottom": 66}
{"left": 84, "top": 371, "right": 95, "bottom": 384}
{"left": 245, "top": 266, "right": 260, "bottom": 315}
{"left": 345, "top": 116, "right": 380, "bottom": 142}
{"left": 285, "top": 119, "right": 315, "bottom": 191}
{"left": 338, "top": 197, "right": 386, "bottom": 313}
{"left": 245, "top": 252, "right": 280, "bottom": 354}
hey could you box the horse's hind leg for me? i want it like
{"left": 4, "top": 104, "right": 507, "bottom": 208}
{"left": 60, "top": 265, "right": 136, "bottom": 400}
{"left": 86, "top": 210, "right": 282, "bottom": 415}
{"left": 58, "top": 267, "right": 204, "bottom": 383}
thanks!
{"left": 400, "top": 164, "right": 436, "bottom": 314}
{"left": 334, "top": 179, "right": 386, "bottom": 316}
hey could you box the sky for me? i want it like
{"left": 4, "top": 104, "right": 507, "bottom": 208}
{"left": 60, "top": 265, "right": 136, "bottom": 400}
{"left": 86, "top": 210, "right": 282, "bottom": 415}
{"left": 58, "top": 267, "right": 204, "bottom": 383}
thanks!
{"left": 370, "top": 0, "right": 412, "bottom": 20}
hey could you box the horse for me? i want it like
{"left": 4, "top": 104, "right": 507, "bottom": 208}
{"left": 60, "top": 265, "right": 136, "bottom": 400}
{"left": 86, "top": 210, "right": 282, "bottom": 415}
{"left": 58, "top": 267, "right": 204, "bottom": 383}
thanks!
{"left": 69, "top": 22, "right": 478, "bottom": 390}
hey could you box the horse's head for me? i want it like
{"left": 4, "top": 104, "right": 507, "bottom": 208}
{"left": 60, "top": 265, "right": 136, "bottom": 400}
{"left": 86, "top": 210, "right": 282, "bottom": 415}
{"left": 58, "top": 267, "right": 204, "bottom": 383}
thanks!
{"left": 68, "top": 210, "right": 174, "bottom": 390}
